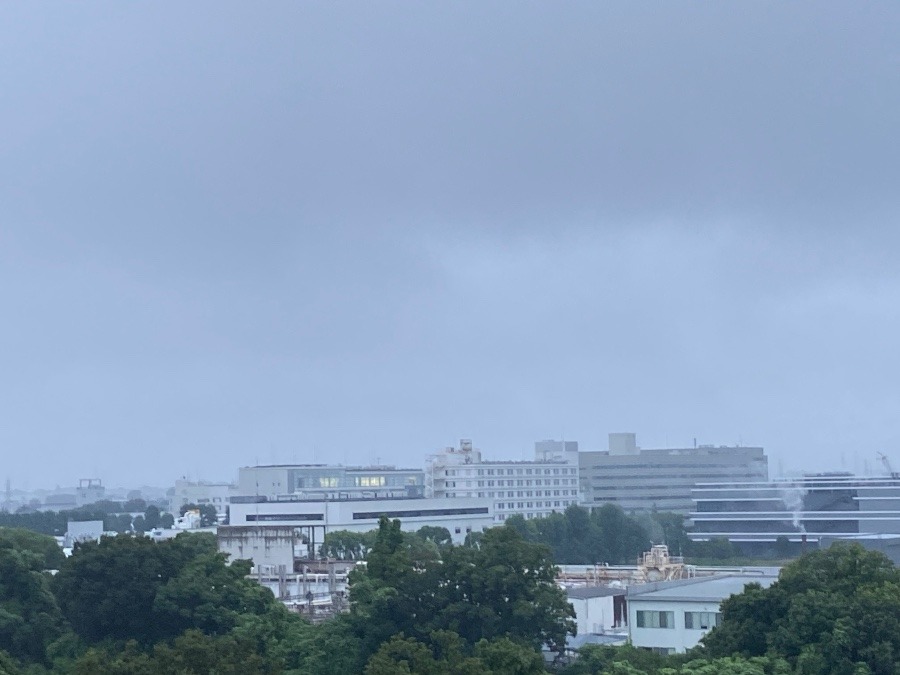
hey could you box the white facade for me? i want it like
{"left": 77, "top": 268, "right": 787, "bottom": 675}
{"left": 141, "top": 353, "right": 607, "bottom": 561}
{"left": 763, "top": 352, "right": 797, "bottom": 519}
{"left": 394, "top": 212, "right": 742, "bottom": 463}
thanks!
{"left": 566, "top": 587, "right": 626, "bottom": 635}
{"left": 169, "top": 479, "right": 237, "bottom": 518}
{"left": 426, "top": 440, "right": 580, "bottom": 523}
{"left": 228, "top": 495, "right": 494, "bottom": 546}
{"left": 65, "top": 520, "right": 104, "bottom": 548}
{"left": 218, "top": 526, "right": 298, "bottom": 570}
{"left": 626, "top": 574, "right": 778, "bottom": 654}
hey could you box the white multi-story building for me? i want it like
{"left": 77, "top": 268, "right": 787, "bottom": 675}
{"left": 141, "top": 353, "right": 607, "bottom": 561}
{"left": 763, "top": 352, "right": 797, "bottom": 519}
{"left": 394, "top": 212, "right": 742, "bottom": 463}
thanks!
{"left": 169, "top": 479, "right": 238, "bottom": 519}
{"left": 426, "top": 439, "right": 581, "bottom": 523}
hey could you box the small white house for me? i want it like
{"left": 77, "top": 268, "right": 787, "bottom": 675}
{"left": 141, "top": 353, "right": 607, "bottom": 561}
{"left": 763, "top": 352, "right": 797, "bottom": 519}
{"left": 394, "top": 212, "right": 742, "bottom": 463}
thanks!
{"left": 626, "top": 573, "right": 778, "bottom": 654}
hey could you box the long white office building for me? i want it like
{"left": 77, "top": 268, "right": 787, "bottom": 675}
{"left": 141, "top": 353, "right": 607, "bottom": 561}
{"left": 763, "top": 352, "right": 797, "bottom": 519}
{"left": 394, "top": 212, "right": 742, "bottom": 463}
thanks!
{"left": 228, "top": 495, "right": 493, "bottom": 544}
{"left": 425, "top": 439, "right": 580, "bottom": 522}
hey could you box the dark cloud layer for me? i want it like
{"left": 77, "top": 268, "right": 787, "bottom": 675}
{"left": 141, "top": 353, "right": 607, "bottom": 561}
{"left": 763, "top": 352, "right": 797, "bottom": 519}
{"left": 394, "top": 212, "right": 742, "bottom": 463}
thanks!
{"left": 1, "top": 3, "right": 899, "bottom": 485}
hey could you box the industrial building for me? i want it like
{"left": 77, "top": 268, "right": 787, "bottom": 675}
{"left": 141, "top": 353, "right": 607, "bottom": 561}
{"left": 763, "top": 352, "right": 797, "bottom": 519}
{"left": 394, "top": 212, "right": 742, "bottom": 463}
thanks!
{"left": 689, "top": 473, "right": 900, "bottom": 556}
{"left": 425, "top": 439, "right": 580, "bottom": 522}
{"left": 220, "top": 494, "right": 494, "bottom": 570}
{"left": 579, "top": 433, "right": 768, "bottom": 513}
{"left": 626, "top": 572, "right": 778, "bottom": 654}
{"left": 237, "top": 464, "right": 425, "bottom": 500}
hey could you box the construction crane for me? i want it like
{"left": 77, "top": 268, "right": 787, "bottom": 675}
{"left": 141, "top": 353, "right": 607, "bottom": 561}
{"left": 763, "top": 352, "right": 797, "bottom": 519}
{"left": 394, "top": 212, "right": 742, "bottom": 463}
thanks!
{"left": 876, "top": 452, "right": 900, "bottom": 479}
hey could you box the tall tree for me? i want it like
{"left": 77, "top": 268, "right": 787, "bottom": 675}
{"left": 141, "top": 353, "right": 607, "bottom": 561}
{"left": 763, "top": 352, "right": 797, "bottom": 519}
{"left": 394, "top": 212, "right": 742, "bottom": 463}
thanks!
{"left": 0, "top": 542, "right": 65, "bottom": 664}
{"left": 701, "top": 544, "right": 900, "bottom": 674}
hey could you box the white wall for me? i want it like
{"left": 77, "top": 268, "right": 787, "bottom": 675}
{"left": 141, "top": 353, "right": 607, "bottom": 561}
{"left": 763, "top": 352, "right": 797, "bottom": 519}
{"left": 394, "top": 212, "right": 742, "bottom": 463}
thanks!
{"left": 569, "top": 595, "right": 618, "bottom": 635}
{"left": 169, "top": 480, "right": 237, "bottom": 516}
{"left": 217, "top": 525, "right": 297, "bottom": 569}
{"left": 627, "top": 597, "right": 723, "bottom": 654}
{"left": 228, "top": 497, "right": 494, "bottom": 545}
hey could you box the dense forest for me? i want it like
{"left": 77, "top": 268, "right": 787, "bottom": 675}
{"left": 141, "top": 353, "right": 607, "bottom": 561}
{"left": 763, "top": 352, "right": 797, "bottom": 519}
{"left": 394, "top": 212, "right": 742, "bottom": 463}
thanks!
{"left": 1, "top": 517, "right": 898, "bottom": 674}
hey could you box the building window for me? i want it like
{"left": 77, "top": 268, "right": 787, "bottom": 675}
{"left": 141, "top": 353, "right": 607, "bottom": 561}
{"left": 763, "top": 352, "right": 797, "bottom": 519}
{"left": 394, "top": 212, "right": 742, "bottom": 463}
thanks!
{"left": 684, "top": 612, "right": 722, "bottom": 630}
{"left": 454, "top": 527, "right": 461, "bottom": 534}
{"left": 636, "top": 611, "right": 675, "bottom": 629}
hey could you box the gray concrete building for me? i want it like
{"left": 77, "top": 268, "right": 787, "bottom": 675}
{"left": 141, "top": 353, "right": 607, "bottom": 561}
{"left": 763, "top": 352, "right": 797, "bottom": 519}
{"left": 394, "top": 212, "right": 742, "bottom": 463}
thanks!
{"left": 579, "top": 434, "right": 768, "bottom": 514}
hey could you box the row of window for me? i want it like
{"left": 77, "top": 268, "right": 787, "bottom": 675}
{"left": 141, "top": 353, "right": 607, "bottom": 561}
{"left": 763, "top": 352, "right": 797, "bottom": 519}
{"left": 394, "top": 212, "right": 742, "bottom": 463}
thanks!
{"left": 484, "top": 490, "right": 577, "bottom": 498}
{"left": 635, "top": 611, "right": 722, "bottom": 630}
{"left": 443, "top": 467, "right": 577, "bottom": 477}
{"left": 497, "top": 511, "right": 561, "bottom": 521}
{"left": 497, "top": 500, "right": 569, "bottom": 510}
{"left": 443, "top": 491, "right": 576, "bottom": 499}
{"left": 446, "top": 479, "right": 576, "bottom": 489}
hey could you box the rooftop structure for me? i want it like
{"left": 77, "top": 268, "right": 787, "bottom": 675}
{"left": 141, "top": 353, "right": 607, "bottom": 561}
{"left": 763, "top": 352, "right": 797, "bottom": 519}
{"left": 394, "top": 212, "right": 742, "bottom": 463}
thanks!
{"left": 579, "top": 434, "right": 768, "bottom": 513}
{"left": 75, "top": 478, "right": 105, "bottom": 507}
{"left": 425, "top": 439, "right": 580, "bottom": 522}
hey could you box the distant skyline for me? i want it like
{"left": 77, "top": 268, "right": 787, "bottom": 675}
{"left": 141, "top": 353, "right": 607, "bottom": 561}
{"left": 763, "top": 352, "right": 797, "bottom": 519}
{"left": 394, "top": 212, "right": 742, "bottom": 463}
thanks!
{"left": 2, "top": 3, "right": 899, "bottom": 486}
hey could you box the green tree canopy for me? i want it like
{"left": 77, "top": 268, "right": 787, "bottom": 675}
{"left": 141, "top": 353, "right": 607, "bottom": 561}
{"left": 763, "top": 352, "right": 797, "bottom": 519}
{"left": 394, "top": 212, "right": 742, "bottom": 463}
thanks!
{"left": 52, "top": 532, "right": 229, "bottom": 644}
{"left": 0, "top": 527, "right": 65, "bottom": 569}
{"left": 350, "top": 516, "right": 575, "bottom": 663}
{"left": 0, "top": 541, "right": 65, "bottom": 664}
{"left": 701, "top": 544, "right": 900, "bottom": 675}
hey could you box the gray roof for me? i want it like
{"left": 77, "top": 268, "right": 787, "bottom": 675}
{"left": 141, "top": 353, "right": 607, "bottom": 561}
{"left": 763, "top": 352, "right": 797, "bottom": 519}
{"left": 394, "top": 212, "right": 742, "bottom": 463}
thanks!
{"left": 567, "top": 633, "right": 628, "bottom": 649}
{"left": 627, "top": 574, "right": 777, "bottom": 603}
{"left": 567, "top": 586, "right": 626, "bottom": 599}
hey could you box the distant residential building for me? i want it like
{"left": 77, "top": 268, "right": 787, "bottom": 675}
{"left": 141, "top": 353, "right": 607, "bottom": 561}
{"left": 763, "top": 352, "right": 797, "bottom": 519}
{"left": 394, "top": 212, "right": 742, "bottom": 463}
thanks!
{"left": 579, "top": 434, "right": 768, "bottom": 513}
{"left": 237, "top": 464, "right": 425, "bottom": 501}
{"left": 75, "top": 478, "right": 105, "bottom": 507}
{"left": 168, "top": 479, "right": 238, "bottom": 519}
{"left": 689, "top": 473, "right": 900, "bottom": 556}
{"left": 627, "top": 573, "right": 778, "bottom": 654}
{"left": 425, "top": 439, "right": 580, "bottom": 523}
{"left": 44, "top": 494, "right": 77, "bottom": 510}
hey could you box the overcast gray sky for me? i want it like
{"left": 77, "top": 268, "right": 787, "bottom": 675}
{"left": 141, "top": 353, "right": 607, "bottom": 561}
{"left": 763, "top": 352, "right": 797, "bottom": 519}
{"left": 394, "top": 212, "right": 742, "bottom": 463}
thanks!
{"left": 2, "top": 3, "right": 899, "bottom": 488}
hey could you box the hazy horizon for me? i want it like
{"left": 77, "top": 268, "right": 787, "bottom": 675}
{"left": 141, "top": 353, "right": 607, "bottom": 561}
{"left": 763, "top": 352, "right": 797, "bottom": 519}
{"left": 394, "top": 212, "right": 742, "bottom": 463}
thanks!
{"left": 2, "top": 3, "right": 899, "bottom": 487}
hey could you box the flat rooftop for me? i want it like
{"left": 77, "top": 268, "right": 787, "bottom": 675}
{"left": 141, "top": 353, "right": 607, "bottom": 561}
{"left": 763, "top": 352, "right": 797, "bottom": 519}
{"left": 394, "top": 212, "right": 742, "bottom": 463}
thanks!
{"left": 627, "top": 573, "right": 778, "bottom": 602}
